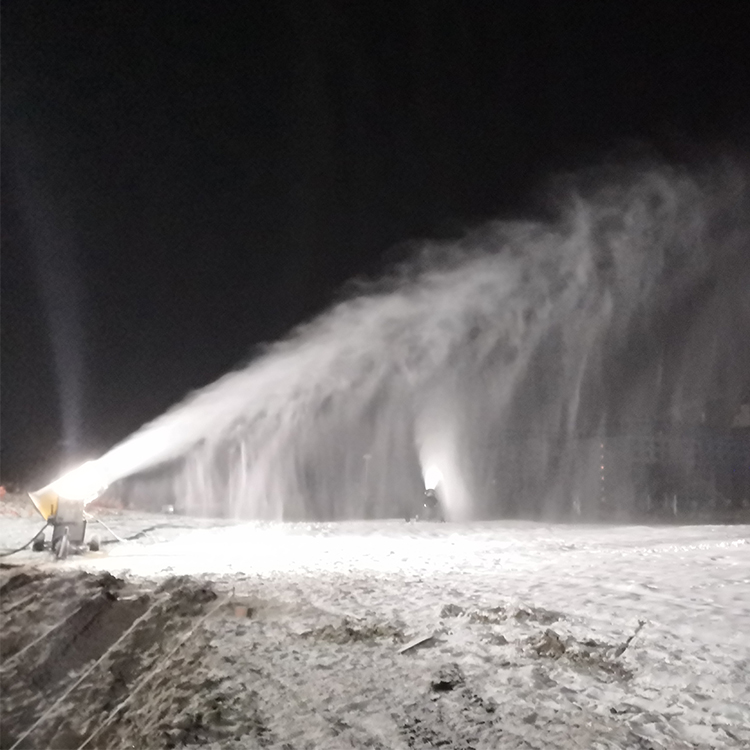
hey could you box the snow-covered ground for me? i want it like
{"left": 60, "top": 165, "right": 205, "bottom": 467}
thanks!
{"left": 2, "top": 514, "right": 749, "bottom": 748}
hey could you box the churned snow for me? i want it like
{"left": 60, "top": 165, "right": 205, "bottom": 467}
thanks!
{"left": 4, "top": 515, "right": 750, "bottom": 748}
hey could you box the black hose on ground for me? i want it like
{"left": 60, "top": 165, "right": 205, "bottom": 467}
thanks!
{"left": 0, "top": 523, "right": 49, "bottom": 557}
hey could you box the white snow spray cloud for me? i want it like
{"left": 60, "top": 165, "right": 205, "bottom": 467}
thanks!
{"left": 86, "top": 162, "right": 748, "bottom": 520}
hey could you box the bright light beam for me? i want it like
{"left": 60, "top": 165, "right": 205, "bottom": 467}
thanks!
{"left": 423, "top": 465, "right": 443, "bottom": 491}
{"left": 49, "top": 460, "right": 109, "bottom": 503}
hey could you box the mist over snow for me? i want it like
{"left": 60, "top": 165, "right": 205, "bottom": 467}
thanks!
{"left": 94, "top": 162, "right": 750, "bottom": 520}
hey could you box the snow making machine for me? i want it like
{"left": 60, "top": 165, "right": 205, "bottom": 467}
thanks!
{"left": 27, "top": 467, "right": 105, "bottom": 559}
{"left": 28, "top": 489, "right": 101, "bottom": 559}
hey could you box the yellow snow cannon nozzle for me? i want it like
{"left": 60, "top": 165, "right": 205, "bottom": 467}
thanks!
{"left": 27, "top": 460, "right": 109, "bottom": 521}
{"left": 29, "top": 487, "right": 59, "bottom": 522}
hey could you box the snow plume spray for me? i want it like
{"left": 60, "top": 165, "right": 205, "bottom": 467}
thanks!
{"left": 68, "top": 162, "right": 750, "bottom": 520}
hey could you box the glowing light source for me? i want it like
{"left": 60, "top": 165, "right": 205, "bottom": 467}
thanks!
{"left": 423, "top": 465, "right": 443, "bottom": 491}
{"left": 50, "top": 460, "right": 108, "bottom": 503}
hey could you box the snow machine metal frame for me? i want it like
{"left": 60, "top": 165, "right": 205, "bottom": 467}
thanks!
{"left": 28, "top": 490, "right": 100, "bottom": 559}
{"left": 405, "top": 487, "right": 446, "bottom": 522}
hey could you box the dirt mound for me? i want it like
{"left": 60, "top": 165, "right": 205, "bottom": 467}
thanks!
{"left": 0, "top": 567, "right": 225, "bottom": 749}
{"left": 440, "top": 601, "right": 564, "bottom": 626}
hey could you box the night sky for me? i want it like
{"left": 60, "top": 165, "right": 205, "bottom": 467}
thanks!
{"left": 2, "top": 1, "right": 749, "bottom": 486}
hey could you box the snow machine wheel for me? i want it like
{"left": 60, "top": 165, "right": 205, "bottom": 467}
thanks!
{"left": 32, "top": 532, "right": 46, "bottom": 552}
{"left": 88, "top": 535, "right": 101, "bottom": 552}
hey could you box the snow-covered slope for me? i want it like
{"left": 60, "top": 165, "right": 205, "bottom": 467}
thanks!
{"left": 42, "top": 518, "right": 747, "bottom": 748}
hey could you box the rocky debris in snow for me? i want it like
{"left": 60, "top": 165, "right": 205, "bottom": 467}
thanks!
{"left": 532, "top": 628, "right": 567, "bottom": 657}
{"left": 455, "top": 602, "right": 564, "bottom": 627}
{"left": 466, "top": 605, "right": 506, "bottom": 625}
{"left": 482, "top": 631, "right": 509, "bottom": 646}
{"left": 157, "top": 685, "right": 270, "bottom": 749}
{"left": 431, "top": 662, "right": 465, "bottom": 692}
{"left": 401, "top": 712, "right": 478, "bottom": 750}
{"left": 300, "top": 616, "right": 406, "bottom": 645}
{"left": 439, "top": 602, "right": 465, "bottom": 618}
{"left": 512, "top": 604, "right": 564, "bottom": 625}
{"left": 527, "top": 626, "right": 636, "bottom": 681}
